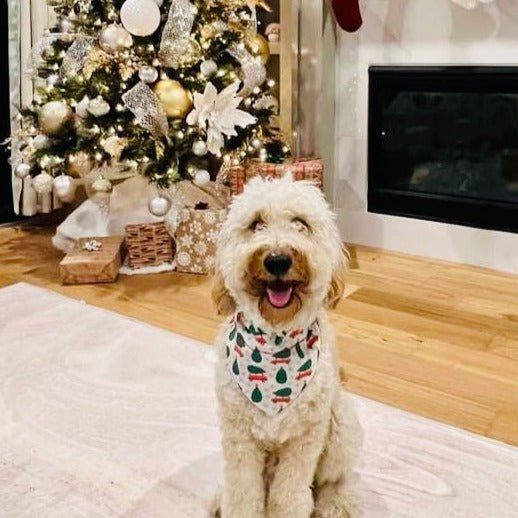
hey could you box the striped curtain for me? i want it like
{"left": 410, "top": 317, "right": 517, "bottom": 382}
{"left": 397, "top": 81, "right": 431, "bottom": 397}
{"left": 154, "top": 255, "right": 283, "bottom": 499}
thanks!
{"left": 8, "top": 0, "right": 55, "bottom": 216}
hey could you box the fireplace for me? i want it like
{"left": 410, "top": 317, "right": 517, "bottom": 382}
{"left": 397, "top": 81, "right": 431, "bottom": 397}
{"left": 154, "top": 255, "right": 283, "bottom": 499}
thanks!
{"left": 368, "top": 66, "right": 518, "bottom": 234}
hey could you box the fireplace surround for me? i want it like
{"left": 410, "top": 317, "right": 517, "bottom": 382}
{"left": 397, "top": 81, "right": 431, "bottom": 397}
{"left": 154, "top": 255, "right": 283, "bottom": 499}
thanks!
{"left": 368, "top": 66, "right": 518, "bottom": 234}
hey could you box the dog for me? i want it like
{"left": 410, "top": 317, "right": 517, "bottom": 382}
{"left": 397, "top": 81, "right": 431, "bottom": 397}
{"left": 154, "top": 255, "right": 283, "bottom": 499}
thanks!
{"left": 212, "top": 175, "right": 361, "bottom": 518}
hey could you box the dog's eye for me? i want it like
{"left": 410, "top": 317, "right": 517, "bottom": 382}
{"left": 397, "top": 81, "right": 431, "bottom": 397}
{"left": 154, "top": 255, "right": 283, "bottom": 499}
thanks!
{"left": 250, "top": 219, "right": 267, "bottom": 232}
{"left": 291, "top": 218, "right": 309, "bottom": 232}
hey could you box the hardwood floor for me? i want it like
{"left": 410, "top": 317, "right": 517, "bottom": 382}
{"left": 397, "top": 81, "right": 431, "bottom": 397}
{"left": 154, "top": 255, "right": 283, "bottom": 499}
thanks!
{"left": 1, "top": 225, "right": 517, "bottom": 446}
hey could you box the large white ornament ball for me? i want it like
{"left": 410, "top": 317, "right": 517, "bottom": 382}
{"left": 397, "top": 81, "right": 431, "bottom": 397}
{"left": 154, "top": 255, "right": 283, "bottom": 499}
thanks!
{"left": 138, "top": 65, "right": 159, "bottom": 83}
{"left": 15, "top": 163, "right": 31, "bottom": 179}
{"left": 39, "top": 101, "right": 73, "bottom": 136}
{"left": 87, "top": 96, "right": 111, "bottom": 117}
{"left": 192, "top": 140, "right": 208, "bottom": 156}
{"left": 33, "top": 134, "right": 51, "bottom": 150}
{"left": 200, "top": 59, "right": 218, "bottom": 77}
{"left": 32, "top": 172, "right": 54, "bottom": 194}
{"left": 148, "top": 194, "right": 172, "bottom": 217}
{"left": 193, "top": 169, "right": 211, "bottom": 187}
{"left": 121, "top": 0, "right": 161, "bottom": 37}
{"left": 150, "top": 0, "right": 163, "bottom": 6}
{"left": 53, "top": 175, "right": 77, "bottom": 203}
{"left": 92, "top": 177, "right": 113, "bottom": 194}
{"left": 100, "top": 24, "right": 133, "bottom": 52}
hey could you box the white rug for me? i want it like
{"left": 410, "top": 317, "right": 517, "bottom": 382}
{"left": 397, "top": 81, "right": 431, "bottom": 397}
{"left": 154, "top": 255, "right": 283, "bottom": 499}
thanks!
{"left": 0, "top": 283, "right": 517, "bottom": 518}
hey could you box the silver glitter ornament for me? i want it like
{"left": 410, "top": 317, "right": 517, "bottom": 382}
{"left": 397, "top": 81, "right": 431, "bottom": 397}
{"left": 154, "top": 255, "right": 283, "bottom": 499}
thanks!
{"left": 148, "top": 194, "right": 172, "bottom": 217}
{"left": 99, "top": 24, "right": 133, "bottom": 53}
{"left": 61, "top": 35, "right": 95, "bottom": 76}
{"left": 193, "top": 169, "right": 211, "bottom": 186}
{"left": 32, "top": 172, "right": 54, "bottom": 194}
{"left": 138, "top": 65, "right": 159, "bottom": 83}
{"left": 200, "top": 59, "right": 218, "bottom": 77}
{"left": 15, "top": 163, "right": 31, "bottom": 179}
{"left": 53, "top": 175, "right": 77, "bottom": 203}
{"left": 33, "top": 134, "right": 51, "bottom": 150}
{"left": 192, "top": 140, "right": 208, "bottom": 156}
{"left": 87, "top": 96, "right": 111, "bottom": 117}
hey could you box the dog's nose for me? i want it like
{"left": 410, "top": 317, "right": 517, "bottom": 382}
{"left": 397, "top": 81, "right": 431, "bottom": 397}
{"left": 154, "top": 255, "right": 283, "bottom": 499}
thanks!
{"left": 264, "top": 253, "right": 292, "bottom": 277}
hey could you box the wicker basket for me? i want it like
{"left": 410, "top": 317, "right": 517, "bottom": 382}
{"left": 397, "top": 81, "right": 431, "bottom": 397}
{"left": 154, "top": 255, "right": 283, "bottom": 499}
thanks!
{"left": 125, "top": 222, "right": 174, "bottom": 269}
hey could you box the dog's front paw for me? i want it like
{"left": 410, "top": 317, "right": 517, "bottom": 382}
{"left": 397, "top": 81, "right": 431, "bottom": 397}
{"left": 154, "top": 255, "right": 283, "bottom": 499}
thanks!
{"left": 267, "top": 488, "right": 313, "bottom": 518}
{"left": 313, "top": 482, "right": 359, "bottom": 518}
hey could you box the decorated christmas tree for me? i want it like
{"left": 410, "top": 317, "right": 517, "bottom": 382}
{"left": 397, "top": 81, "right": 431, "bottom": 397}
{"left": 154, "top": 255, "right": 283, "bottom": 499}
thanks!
{"left": 11, "top": 0, "right": 289, "bottom": 217}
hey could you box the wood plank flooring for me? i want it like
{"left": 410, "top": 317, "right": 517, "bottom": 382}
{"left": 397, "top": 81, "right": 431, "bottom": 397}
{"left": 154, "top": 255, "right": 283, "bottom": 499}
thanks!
{"left": 1, "top": 225, "right": 517, "bottom": 446}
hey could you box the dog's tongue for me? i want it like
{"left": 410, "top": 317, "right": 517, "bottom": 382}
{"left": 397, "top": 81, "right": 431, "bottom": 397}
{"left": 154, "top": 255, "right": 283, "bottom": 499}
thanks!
{"left": 267, "top": 285, "right": 293, "bottom": 308}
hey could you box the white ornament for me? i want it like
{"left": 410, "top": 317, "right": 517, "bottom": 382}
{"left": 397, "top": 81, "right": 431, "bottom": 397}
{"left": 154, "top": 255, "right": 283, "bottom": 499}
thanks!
{"left": 33, "top": 134, "right": 51, "bottom": 150}
{"left": 192, "top": 140, "right": 208, "bottom": 156}
{"left": 138, "top": 65, "right": 159, "bottom": 83}
{"left": 15, "top": 163, "right": 31, "bottom": 179}
{"left": 32, "top": 172, "right": 54, "bottom": 194}
{"left": 100, "top": 24, "right": 133, "bottom": 52}
{"left": 186, "top": 82, "right": 256, "bottom": 155}
{"left": 53, "top": 175, "right": 77, "bottom": 203}
{"left": 148, "top": 194, "right": 172, "bottom": 217}
{"left": 251, "top": 137, "right": 263, "bottom": 149}
{"left": 193, "top": 170, "right": 211, "bottom": 186}
{"left": 88, "top": 96, "right": 111, "bottom": 117}
{"left": 59, "top": 18, "right": 75, "bottom": 33}
{"left": 121, "top": 0, "right": 161, "bottom": 37}
{"left": 200, "top": 60, "right": 218, "bottom": 77}
{"left": 150, "top": 0, "right": 164, "bottom": 5}
{"left": 47, "top": 74, "right": 60, "bottom": 86}
{"left": 92, "top": 177, "right": 113, "bottom": 194}
{"left": 76, "top": 95, "right": 91, "bottom": 118}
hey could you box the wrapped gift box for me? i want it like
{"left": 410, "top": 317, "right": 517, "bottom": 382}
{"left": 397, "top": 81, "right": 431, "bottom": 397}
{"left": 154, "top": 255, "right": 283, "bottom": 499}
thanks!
{"left": 175, "top": 205, "right": 227, "bottom": 274}
{"left": 125, "top": 221, "right": 174, "bottom": 269}
{"left": 230, "top": 159, "right": 323, "bottom": 194}
{"left": 59, "top": 236, "right": 125, "bottom": 285}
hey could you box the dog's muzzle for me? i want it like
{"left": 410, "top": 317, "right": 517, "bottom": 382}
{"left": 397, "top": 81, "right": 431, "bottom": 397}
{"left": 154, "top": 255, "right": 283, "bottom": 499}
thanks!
{"left": 263, "top": 252, "right": 295, "bottom": 308}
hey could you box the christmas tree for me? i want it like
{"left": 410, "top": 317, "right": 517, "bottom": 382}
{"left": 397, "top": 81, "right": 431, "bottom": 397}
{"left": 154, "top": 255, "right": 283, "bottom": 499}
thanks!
{"left": 12, "top": 0, "right": 289, "bottom": 215}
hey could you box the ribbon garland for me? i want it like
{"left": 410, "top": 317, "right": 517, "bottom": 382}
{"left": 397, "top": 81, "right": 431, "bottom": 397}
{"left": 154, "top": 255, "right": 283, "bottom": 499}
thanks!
{"left": 159, "top": 0, "right": 202, "bottom": 69}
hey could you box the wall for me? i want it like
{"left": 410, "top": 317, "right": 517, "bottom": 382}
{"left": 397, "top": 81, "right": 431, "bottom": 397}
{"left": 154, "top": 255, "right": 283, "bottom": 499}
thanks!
{"left": 334, "top": 0, "right": 518, "bottom": 273}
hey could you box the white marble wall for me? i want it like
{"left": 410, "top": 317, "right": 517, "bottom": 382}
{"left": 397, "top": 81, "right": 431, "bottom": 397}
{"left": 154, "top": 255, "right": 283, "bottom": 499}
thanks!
{"left": 334, "top": 0, "right": 518, "bottom": 273}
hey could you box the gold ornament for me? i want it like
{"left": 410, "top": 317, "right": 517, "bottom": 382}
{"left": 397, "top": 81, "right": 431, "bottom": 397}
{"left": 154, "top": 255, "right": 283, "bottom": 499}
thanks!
{"left": 246, "top": 33, "right": 270, "bottom": 64}
{"left": 153, "top": 80, "right": 193, "bottom": 119}
{"left": 38, "top": 101, "right": 73, "bottom": 136}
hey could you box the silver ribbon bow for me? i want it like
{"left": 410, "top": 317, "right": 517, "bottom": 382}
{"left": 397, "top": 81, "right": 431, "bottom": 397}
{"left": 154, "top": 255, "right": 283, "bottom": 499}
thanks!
{"left": 160, "top": 0, "right": 202, "bottom": 69}
{"left": 227, "top": 43, "right": 266, "bottom": 97}
{"left": 61, "top": 35, "right": 95, "bottom": 77}
{"left": 122, "top": 81, "right": 169, "bottom": 137}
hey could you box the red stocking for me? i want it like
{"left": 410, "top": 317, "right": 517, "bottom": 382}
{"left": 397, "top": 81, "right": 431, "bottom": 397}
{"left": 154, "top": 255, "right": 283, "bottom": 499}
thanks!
{"left": 331, "top": 0, "right": 363, "bottom": 33}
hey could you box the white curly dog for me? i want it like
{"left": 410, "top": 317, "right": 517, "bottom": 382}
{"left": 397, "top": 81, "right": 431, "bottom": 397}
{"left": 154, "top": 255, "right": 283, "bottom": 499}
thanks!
{"left": 212, "top": 175, "right": 361, "bottom": 518}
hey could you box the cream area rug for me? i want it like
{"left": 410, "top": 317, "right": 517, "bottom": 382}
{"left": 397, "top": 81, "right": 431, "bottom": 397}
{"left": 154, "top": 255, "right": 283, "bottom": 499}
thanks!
{"left": 1, "top": 283, "right": 517, "bottom": 518}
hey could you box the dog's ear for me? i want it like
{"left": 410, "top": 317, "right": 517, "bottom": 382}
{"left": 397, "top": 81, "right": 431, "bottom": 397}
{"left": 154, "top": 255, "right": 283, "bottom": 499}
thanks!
{"left": 325, "top": 246, "right": 349, "bottom": 309}
{"left": 212, "top": 268, "right": 236, "bottom": 316}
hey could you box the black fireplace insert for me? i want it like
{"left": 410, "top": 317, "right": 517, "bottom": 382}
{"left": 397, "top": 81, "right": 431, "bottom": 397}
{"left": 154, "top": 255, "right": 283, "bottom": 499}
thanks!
{"left": 368, "top": 66, "right": 518, "bottom": 234}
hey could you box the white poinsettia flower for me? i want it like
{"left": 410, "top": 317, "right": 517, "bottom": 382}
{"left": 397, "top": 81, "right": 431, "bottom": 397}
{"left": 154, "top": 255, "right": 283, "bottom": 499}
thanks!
{"left": 187, "top": 81, "right": 256, "bottom": 155}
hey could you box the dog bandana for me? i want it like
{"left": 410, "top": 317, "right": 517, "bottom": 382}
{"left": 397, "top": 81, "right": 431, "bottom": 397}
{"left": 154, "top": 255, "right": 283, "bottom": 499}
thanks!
{"left": 226, "top": 313, "right": 320, "bottom": 416}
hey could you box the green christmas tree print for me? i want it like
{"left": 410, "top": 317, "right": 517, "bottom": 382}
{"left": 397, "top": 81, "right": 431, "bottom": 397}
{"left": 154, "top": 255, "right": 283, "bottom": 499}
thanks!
{"left": 252, "top": 387, "right": 263, "bottom": 403}
{"left": 251, "top": 348, "right": 262, "bottom": 363}
{"left": 276, "top": 368, "right": 288, "bottom": 384}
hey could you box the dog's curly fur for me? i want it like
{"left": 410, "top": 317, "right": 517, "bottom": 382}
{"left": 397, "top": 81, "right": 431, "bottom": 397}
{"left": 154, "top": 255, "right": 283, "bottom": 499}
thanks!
{"left": 212, "top": 175, "right": 361, "bottom": 518}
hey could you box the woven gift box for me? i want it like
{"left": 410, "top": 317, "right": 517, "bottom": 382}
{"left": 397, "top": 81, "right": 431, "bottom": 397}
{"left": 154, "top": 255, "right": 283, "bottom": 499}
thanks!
{"left": 175, "top": 205, "right": 227, "bottom": 274}
{"left": 230, "top": 159, "right": 323, "bottom": 194}
{"left": 59, "top": 236, "right": 125, "bottom": 285}
{"left": 125, "top": 221, "right": 174, "bottom": 269}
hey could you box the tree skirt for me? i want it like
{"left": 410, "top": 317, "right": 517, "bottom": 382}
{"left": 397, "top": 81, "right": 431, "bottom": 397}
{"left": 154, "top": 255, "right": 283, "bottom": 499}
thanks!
{"left": 1, "top": 283, "right": 517, "bottom": 517}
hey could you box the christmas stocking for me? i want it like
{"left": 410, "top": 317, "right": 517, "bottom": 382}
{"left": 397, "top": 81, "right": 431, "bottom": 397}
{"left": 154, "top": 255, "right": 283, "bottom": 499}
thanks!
{"left": 331, "top": 0, "right": 363, "bottom": 33}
